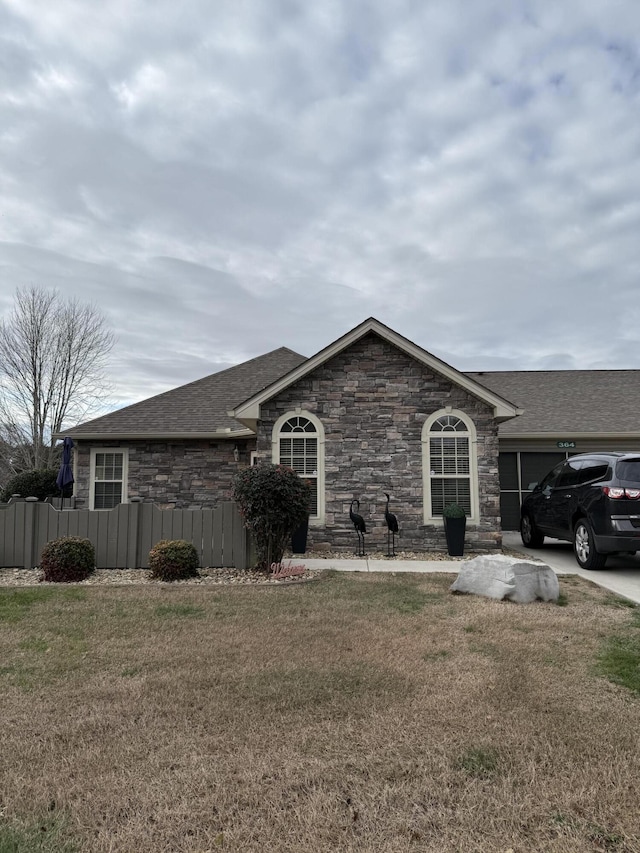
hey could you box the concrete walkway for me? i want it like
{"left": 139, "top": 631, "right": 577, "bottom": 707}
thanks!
{"left": 293, "top": 532, "right": 640, "bottom": 605}
{"left": 296, "top": 556, "right": 463, "bottom": 573}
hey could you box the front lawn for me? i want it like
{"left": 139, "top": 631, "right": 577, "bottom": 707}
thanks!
{"left": 1, "top": 572, "right": 639, "bottom": 852}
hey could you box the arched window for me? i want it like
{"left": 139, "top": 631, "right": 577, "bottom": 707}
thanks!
{"left": 272, "top": 412, "right": 324, "bottom": 523}
{"left": 422, "top": 411, "right": 478, "bottom": 523}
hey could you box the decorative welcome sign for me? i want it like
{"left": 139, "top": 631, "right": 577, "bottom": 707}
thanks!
{"left": 270, "top": 562, "right": 307, "bottom": 579}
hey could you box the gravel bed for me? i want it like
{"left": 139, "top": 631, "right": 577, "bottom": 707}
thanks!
{"left": 297, "top": 547, "right": 527, "bottom": 561}
{"left": 0, "top": 567, "right": 319, "bottom": 587}
{"left": 0, "top": 547, "right": 527, "bottom": 587}
{"left": 299, "top": 549, "right": 462, "bottom": 561}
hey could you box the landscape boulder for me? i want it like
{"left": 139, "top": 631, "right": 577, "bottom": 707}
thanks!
{"left": 450, "top": 554, "right": 559, "bottom": 603}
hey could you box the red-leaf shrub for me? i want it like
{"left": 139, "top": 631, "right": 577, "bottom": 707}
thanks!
{"left": 233, "top": 464, "right": 311, "bottom": 572}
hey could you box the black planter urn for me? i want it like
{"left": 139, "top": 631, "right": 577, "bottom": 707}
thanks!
{"left": 291, "top": 516, "right": 309, "bottom": 554}
{"left": 444, "top": 515, "right": 466, "bottom": 557}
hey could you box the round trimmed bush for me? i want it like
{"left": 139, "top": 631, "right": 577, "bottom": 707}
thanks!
{"left": 40, "top": 536, "right": 95, "bottom": 583}
{"left": 148, "top": 539, "right": 199, "bottom": 581}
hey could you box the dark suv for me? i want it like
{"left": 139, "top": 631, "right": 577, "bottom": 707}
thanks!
{"left": 520, "top": 452, "right": 640, "bottom": 569}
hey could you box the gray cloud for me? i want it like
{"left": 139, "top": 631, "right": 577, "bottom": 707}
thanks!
{"left": 2, "top": 0, "right": 640, "bottom": 419}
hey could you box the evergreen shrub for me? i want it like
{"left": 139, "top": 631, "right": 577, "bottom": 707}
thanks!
{"left": 1, "top": 469, "right": 58, "bottom": 503}
{"left": 149, "top": 539, "right": 200, "bottom": 581}
{"left": 40, "top": 536, "right": 95, "bottom": 582}
{"left": 442, "top": 502, "right": 467, "bottom": 518}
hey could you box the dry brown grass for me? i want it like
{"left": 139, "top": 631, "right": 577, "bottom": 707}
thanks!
{"left": 1, "top": 572, "right": 640, "bottom": 852}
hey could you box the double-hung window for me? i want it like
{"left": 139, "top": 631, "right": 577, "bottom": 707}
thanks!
{"left": 91, "top": 449, "right": 128, "bottom": 509}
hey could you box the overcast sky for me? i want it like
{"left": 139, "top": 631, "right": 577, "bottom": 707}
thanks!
{"left": 1, "top": 0, "right": 640, "bottom": 415}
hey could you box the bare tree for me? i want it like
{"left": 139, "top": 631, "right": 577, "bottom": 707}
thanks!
{"left": 0, "top": 286, "right": 115, "bottom": 471}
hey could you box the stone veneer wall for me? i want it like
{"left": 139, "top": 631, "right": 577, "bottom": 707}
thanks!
{"left": 256, "top": 333, "right": 502, "bottom": 553}
{"left": 73, "top": 438, "right": 254, "bottom": 509}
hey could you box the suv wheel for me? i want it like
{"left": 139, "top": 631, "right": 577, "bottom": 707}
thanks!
{"left": 521, "top": 512, "right": 544, "bottom": 548}
{"left": 573, "top": 520, "right": 607, "bottom": 570}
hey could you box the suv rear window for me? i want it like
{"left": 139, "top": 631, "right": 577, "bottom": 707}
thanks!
{"left": 615, "top": 458, "right": 640, "bottom": 483}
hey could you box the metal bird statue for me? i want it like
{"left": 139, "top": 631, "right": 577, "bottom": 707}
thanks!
{"left": 349, "top": 499, "right": 367, "bottom": 556}
{"left": 384, "top": 493, "right": 399, "bottom": 557}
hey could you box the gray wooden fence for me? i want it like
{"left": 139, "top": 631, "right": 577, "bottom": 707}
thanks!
{"left": 0, "top": 501, "right": 250, "bottom": 570}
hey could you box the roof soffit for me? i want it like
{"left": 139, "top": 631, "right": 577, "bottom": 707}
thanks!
{"left": 53, "top": 429, "right": 254, "bottom": 442}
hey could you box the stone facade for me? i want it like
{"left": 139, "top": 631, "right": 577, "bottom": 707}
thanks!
{"left": 73, "top": 332, "right": 503, "bottom": 553}
{"left": 73, "top": 438, "right": 254, "bottom": 509}
{"left": 256, "top": 333, "right": 502, "bottom": 552}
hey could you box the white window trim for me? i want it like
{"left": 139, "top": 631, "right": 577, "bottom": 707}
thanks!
{"left": 422, "top": 409, "right": 479, "bottom": 525}
{"left": 89, "top": 448, "right": 129, "bottom": 511}
{"left": 272, "top": 410, "right": 325, "bottom": 525}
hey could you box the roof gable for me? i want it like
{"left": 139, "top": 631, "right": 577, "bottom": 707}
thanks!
{"left": 230, "top": 318, "right": 522, "bottom": 427}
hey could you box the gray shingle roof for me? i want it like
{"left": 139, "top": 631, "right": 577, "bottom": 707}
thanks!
{"left": 62, "top": 342, "right": 640, "bottom": 441}
{"left": 62, "top": 347, "right": 306, "bottom": 438}
{"left": 467, "top": 370, "right": 640, "bottom": 435}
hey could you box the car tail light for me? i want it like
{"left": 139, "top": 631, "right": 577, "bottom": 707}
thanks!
{"left": 603, "top": 486, "right": 640, "bottom": 499}
{"left": 603, "top": 487, "right": 625, "bottom": 498}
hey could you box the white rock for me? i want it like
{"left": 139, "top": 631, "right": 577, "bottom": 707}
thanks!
{"left": 450, "top": 554, "right": 559, "bottom": 603}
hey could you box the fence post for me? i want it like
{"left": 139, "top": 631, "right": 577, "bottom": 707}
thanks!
{"left": 127, "top": 499, "right": 141, "bottom": 568}
{"left": 231, "top": 504, "right": 247, "bottom": 570}
{"left": 23, "top": 499, "right": 38, "bottom": 569}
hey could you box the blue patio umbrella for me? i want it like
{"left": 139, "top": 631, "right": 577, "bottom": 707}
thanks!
{"left": 56, "top": 436, "right": 74, "bottom": 494}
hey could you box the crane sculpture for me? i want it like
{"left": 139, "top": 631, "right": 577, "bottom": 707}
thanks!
{"left": 349, "top": 499, "right": 367, "bottom": 556}
{"left": 384, "top": 493, "right": 399, "bottom": 557}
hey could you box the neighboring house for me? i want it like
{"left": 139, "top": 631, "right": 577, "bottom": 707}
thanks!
{"left": 57, "top": 317, "right": 640, "bottom": 547}
{"left": 467, "top": 370, "right": 640, "bottom": 530}
{"left": 59, "top": 318, "right": 520, "bottom": 552}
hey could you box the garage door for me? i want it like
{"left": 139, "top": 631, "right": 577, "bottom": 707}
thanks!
{"left": 499, "top": 452, "right": 567, "bottom": 530}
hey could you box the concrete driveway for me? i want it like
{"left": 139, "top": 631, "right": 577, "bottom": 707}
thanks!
{"left": 503, "top": 531, "right": 640, "bottom": 604}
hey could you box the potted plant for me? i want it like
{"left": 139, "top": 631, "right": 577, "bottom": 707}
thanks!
{"left": 443, "top": 503, "right": 466, "bottom": 556}
{"left": 291, "top": 513, "right": 309, "bottom": 554}
{"left": 291, "top": 476, "right": 314, "bottom": 554}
